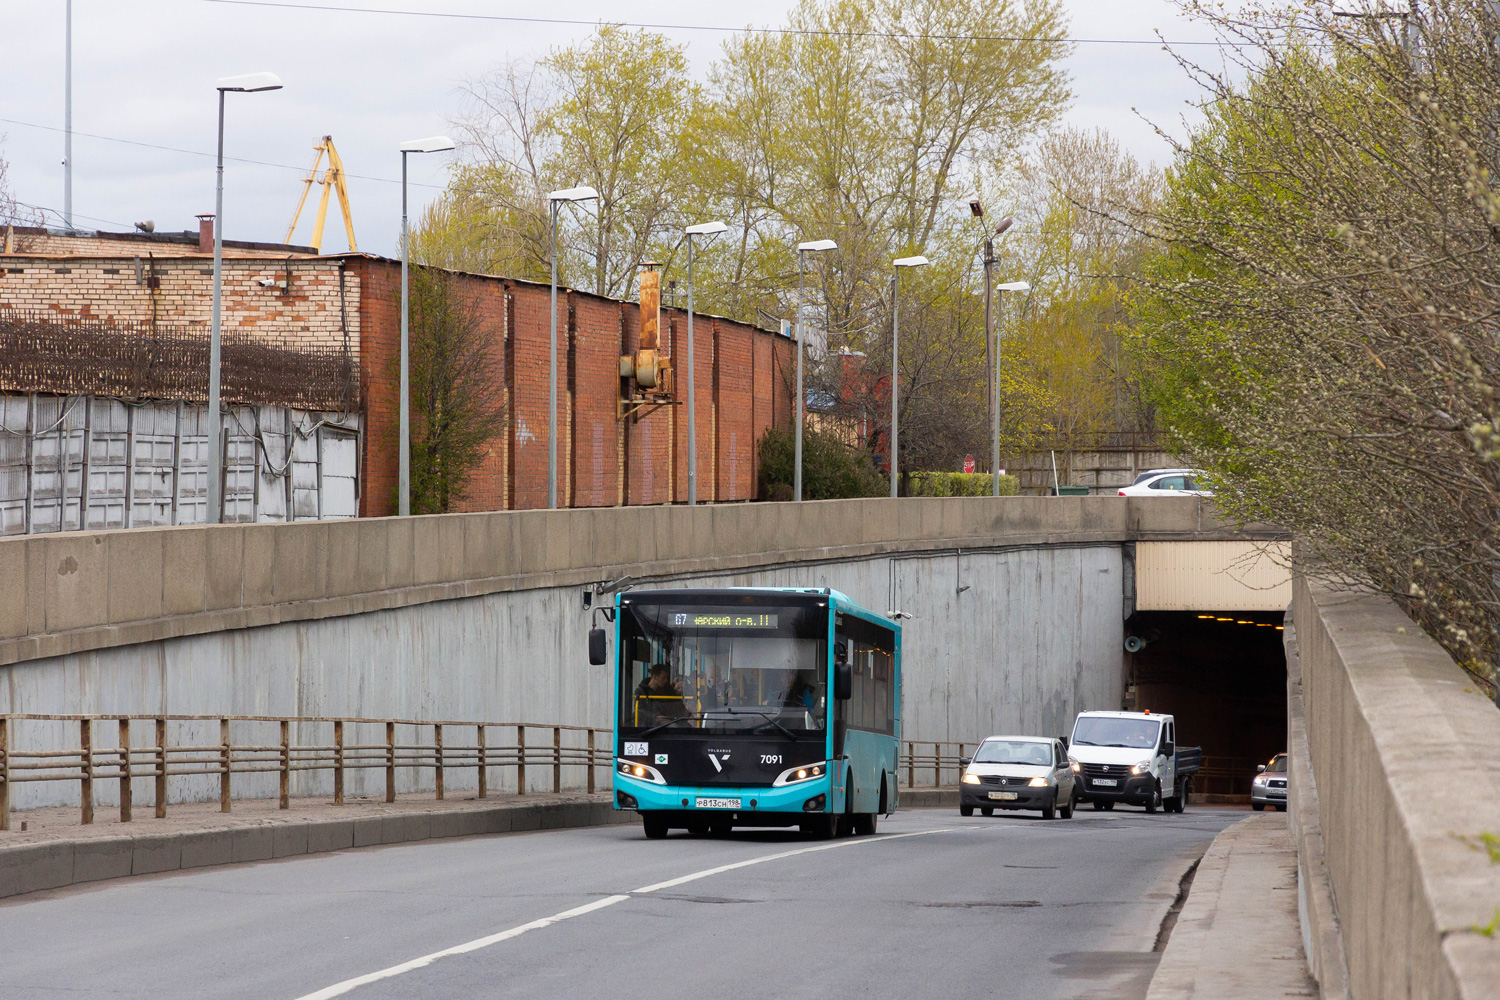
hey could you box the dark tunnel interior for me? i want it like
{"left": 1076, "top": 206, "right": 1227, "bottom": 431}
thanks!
{"left": 1123, "top": 610, "right": 1287, "bottom": 798}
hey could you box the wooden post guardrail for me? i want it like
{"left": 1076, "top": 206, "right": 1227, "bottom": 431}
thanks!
{"left": 0, "top": 714, "right": 615, "bottom": 830}
{"left": 0, "top": 715, "right": 974, "bottom": 830}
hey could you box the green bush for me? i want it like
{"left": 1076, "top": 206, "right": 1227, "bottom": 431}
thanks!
{"left": 757, "top": 427, "right": 888, "bottom": 500}
{"left": 907, "top": 471, "right": 1017, "bottom": 497}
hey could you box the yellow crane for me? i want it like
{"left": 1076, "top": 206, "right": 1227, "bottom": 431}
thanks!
{"left": 286, "top": 135, "right": 356, "bottom": 253}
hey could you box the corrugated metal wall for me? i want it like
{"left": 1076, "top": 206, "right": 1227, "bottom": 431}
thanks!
{"left": 0, "top": 393, "right": 359, "bottom": 534}
{"left": 1135, "top": 540, "right": 1292, "bottom": 611}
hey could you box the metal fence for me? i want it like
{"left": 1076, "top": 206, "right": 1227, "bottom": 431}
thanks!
{"left": 0, "top": 716, "right": 980, "bottom": 830}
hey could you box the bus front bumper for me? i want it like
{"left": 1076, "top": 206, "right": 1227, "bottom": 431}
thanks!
{"left": 614, "top": 773, "right": 832, "bottom": 816}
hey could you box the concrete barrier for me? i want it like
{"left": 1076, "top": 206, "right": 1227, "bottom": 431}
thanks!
{"left": 0, "top": 497, "right": 1265, "bottom": 668}
{"left": 1292, "top": 576, "right": 1500, "bottom": 999}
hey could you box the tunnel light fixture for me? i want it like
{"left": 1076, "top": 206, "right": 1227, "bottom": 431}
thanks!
{"left": 1275, "top": 625, "right": 1285, "bottom": 630}
{"left": 1215, "top": 617, "right": 1233, "bottom": 622}
{"left": 1196, "top": 614, "right": 1214, "bottom": 619}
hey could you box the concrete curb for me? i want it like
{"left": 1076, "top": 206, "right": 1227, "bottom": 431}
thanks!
{"left": 899, "top": 788, "right": 958, "bottom": 809}
{"left": 0, "top": 797, "right": 634, "bottom": 901}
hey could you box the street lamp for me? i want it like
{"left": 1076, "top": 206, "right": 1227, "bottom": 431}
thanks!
{"left": 547, "top": 185, "right": 599, "bottom": 509}
{"left": 890, "top": 255, "right": 931, "bottom": 499}
{"left": 794, "top": 239, "right": 838, "bottom": 502}
{"left": 994, "top": 279, "right": 1030, "bottom": 496}
{"left": 397, "top": 135, "right": 456, "bottom": 518}
{"left": 974, "top": 206, "right": 1016, "bottom": 496}
{"left": 208, "top": 71, "right": 282, "bottom": 525}
{"left": 684, "top": 220, "right": 729, "bottom": 506}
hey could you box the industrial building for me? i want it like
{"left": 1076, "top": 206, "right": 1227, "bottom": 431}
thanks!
{"left": 0, "top": 223, "right": 795, "bottom": 534}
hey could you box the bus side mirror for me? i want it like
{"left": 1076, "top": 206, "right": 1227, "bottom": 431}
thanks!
{"left": 588, "top": 627, "right": 607, "bottom": 666}
{"left": 834, "top": 661, "right": 852, "bottom": 700}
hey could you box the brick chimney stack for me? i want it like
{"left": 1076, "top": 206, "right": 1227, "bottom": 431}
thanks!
{"left": 196, "top": 214, "right": 214, "bottom": 253}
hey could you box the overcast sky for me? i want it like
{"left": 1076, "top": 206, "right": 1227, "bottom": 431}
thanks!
{"left": 1, "top": 0, "right": 1222, "bottom": 259}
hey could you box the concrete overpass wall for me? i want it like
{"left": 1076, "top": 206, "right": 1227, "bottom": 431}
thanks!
{"left": 1288, "top": 577, "right": 1500, "bottom": 998}
{"left": 0, "top": 498, "right": 1257, "bottom": 807}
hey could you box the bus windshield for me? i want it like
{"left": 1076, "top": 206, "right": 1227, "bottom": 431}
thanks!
{"left": 619, "top": 601, "right": 827, "bottom": 736}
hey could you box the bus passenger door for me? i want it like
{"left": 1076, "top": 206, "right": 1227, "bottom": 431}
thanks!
{"left": 833, "top": 633, "right": 850, "bottom": 810}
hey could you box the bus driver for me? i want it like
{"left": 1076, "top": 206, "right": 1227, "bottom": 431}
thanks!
{"left": 635, "top": 663, "right": 689, "bottom": 724}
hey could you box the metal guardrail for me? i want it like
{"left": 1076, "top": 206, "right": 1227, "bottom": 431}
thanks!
{"left": 0, "top": 717, "right": 980, "bottom": 831}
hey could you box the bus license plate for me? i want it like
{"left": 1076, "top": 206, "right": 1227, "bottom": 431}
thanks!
{"left": 988, "top": 791, "right": 1018, "bottom": 801}
{"left": 696, "top": 797, "right": 741, "bottom": 810}
{"left": 1093, "top": 778, "right": 1118, "bottom": 787}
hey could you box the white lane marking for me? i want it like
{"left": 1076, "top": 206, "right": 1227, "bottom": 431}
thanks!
{"left": 291, "top": 895, "right": 630, "bottom": 1000}
{"left": 291, "top": 826, "right": 952, "bottom": 1000}
{"left": 631, "top": 828, "right": 952, "bottom": 894}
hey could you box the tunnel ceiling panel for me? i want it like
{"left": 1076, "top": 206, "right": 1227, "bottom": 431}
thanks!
{"left": 1136, "top": 541, "right": 1291, "bottom": 611}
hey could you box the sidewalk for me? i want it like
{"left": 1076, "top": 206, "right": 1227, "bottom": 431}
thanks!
{"left": 0, "top": 785, "right": 958, "bottom": 901}
{"left": 1146, "top": 813, "right": 1318, "bottom": 999}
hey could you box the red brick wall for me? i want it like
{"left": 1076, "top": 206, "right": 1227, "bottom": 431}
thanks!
{"left": 357, "top": 257, "right": 792, "bottom": 514}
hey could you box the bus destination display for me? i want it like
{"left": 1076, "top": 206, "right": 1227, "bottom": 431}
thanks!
{"left": 670, "top": 611, "right": 779, "bottom": 629}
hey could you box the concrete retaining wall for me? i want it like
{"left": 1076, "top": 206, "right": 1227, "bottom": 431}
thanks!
{"left": 1292, "top": 577, "right": 1500, "bottom": 999}
{"left": 1, "top": 499, "right": 1269, "bottom": 809}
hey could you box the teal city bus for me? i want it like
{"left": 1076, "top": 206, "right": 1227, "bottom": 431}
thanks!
{"left": 589, "top": 587, "right": 901, "bottom": 839}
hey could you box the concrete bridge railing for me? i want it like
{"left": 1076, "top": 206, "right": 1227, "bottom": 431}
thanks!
{"left": 0, "top": 496, "right": 1258, "bottom": 669}
{"left": 1288, "top": 577, "right": 1500, "bottom": 999}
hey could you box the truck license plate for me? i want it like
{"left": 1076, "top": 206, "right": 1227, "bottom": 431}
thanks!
{"left": 988, "top": 791, "right": 1018, "bottom": 801}
{"left": 696, "top": 797, "right": 740, "bottom": 809}
{"left": 1093, "top": 778, "right": 1118, "bottom": 787}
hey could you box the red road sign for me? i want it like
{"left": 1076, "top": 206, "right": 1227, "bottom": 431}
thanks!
{"left": 963, "top": 454, "right": 975, "bottom": 473}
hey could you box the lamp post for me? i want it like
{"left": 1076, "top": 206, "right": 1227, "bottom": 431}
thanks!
{"left": 684, "top": 221, "right": 728, "bottom": 506}
{"left": 793, "top": 239, "right": 837, "bottom": 501}
{"left": 208, "top": 72, "right": 282, "bottom": 525}
{"left": 546, "top": 185, "right": 599, "bottom": 509}
{"left": 890, "top": 255, "right": 931, "bottom": 498}
{"left": 397, "top": 136, "right": 456, "bottom": 518}
{"left": 994, "top": 279, "right": 1030, "bottom": 496}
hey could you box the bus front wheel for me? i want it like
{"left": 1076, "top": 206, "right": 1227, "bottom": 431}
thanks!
{"left": 799, "top": 814, "right": 838, "bottom": 839}
{"left": 642, "top": 814, "right": 669, "bottom": 840}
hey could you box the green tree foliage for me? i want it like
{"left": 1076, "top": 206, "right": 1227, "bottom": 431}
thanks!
{"left": 1132, "top": 0, "right": 1500, "bottom": 697}
{"left": 757, "top": 426, "right": 888, "bottom": 500}
{"left": 390, "top": 271, "right": 506, "bottom": 514}
{"left": 422, "top": 0, "right": 1160, "bottom": 485}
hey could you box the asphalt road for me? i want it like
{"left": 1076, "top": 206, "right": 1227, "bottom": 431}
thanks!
{"left": 0, "top": 805, "right": 1242, "bottom": 1000}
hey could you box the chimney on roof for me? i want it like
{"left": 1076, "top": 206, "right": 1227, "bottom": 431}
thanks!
{"left": 196, "top": 214, "right": 215, "bottom": 253}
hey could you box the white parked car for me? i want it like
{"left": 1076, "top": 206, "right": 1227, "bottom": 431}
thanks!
{"left": 1117, "top": 469, "right": 1213, "bottom": 497}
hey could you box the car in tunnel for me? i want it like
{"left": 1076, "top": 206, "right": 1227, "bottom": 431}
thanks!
{"left": 1251, "top": 753, "right": 1289, "bottom": 811}
{"left": 959, "top": 736, "right": 1076, "bottom": 819}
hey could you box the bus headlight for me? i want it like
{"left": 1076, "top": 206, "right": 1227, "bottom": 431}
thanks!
{"left": 617, "top": 759, "right": 666, "bottom": 784}
{"left": 772, "top": 762, "right": 827, "bottom": 786}
{"left": 962, "top": 773, "right": 981, "bottom": 784}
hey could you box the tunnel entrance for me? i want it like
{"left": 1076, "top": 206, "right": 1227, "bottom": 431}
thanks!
{"left": 1122, "top": 610, "right": 1286, "bottom": 799}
